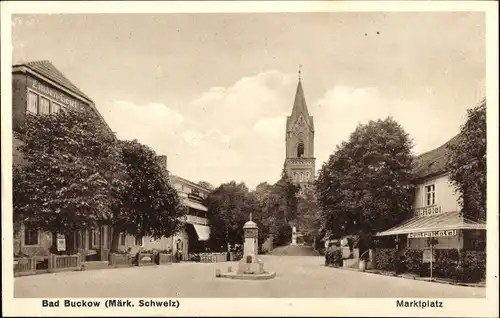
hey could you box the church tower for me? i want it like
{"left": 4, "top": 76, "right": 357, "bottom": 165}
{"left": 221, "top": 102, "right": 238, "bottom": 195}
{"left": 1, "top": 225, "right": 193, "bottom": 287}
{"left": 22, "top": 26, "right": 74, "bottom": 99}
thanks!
{"left": 284, "top": 68, "right": 315, "bottom": 185}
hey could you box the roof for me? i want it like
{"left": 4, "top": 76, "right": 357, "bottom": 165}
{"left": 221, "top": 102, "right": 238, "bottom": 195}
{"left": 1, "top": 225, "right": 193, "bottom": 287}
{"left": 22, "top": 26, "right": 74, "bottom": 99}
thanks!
{"left": 13, "top": 60, "right": 93, "bottom": 103}
{"left": 287, "top": 80, "right": 314, "bottom": 132}
{"left": 411, "top": 134, "right": 461, "bottom": 180}
{"left": 170, "top": 175, "right": 212, "bottom": 193}
{"left": 375, "top": 211, "right": 486, "bottom": 236}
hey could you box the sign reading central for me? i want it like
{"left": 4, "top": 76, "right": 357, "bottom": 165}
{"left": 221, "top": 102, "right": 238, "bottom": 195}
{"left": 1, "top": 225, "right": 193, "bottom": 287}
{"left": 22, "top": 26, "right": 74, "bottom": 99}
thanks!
{"left": 408, "top": 230, "right": 457, "bottom": 238}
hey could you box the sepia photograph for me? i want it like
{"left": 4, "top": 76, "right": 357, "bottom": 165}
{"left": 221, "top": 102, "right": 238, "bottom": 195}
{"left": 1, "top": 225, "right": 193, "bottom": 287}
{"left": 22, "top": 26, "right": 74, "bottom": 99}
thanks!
{"left": 1, "top": 1, "right": 498, "bottom": 317}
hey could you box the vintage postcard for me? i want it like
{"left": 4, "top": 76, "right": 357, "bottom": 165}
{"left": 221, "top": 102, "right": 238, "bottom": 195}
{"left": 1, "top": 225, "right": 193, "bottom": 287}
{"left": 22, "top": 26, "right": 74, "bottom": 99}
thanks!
{"left": 1, "top": 1, "right": 498, "bottom": 317}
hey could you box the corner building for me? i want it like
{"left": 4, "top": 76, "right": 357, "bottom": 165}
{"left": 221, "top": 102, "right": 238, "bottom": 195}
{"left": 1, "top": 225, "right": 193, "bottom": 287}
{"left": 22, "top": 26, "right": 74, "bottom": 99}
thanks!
{"left": 12, "top": 60, "right": 113, "bottom": 261}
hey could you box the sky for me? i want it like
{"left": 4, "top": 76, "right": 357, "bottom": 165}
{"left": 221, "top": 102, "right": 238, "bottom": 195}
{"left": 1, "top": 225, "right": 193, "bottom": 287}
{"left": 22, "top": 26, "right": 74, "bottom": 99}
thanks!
{"left": 12, "top": 12, "right": 486, "bottom": 190}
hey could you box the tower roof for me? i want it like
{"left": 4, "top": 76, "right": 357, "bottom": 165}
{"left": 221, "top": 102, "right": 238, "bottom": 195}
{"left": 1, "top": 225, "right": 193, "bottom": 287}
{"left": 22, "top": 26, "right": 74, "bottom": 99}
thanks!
{"left": 290, "top": 80, "right": 310, "bottom": 119}
{"left": 287, "top": 79, "right": 314, "bottom": 132}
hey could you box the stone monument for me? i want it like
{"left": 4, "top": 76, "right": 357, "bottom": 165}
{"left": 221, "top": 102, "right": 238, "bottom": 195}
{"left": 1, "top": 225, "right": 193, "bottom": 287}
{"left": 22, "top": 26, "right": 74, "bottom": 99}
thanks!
{"left": 291, "top": 226, "right": 297, "bottom": 245}
{"left": 216, "top": 213, "right": 276, "bottom": 280}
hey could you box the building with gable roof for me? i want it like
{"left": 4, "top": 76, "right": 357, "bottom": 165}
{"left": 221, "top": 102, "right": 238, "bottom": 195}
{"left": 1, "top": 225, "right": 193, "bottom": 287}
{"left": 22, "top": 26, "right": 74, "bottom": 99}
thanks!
{"left": 376, "top": 100, "right": 487, "bottom": 268}
{"left": 12, "top": 60, "right": 111, "bottom": 133}
{"left": 12, "top": 60, "right": 114, "bottom": 262}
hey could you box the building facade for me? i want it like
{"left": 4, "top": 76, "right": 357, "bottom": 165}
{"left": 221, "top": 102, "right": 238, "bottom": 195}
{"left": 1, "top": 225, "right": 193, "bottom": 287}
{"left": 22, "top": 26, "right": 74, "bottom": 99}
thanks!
{"left": 376, "top": 135, "right": 486, "bottom": 252}
{"left": 118, "top": 156, "right": 212, "bottom": 260}
{"left": 12, "top": 60, "right": 113, "bottom": 261}
{"left": 283, "top": 77, "right": 316, "bottom": 185}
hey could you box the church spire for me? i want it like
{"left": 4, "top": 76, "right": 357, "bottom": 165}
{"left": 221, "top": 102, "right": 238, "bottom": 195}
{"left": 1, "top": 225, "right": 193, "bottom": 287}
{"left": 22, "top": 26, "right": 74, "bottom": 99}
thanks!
{"left": 290, "top": 67, "right": 310, "bottom": 123}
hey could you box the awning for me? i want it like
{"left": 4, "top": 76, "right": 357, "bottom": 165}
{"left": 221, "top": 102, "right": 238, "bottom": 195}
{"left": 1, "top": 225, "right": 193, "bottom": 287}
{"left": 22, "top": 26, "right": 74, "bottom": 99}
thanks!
{"left": 375, "top": 211, "right": 486, "bottom": 237}
{"left": 182, "top": 199, "right": 208, "bottom": 212}
{"left": 187, "top": 223, "right": 210, "bottom": 241}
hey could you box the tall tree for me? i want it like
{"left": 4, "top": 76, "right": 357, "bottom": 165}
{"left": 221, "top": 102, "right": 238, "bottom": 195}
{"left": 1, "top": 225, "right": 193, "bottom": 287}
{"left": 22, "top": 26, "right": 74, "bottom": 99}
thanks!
{"left": 108, "top": 139, "right": 184, "bottom": 252}
{"left": 204, "top": 181, "right": 254, "bottom": 248}
{"left": 316, "top": 117, "right": 415, "bottom": 239}
{"left": 275, "top": 167, "right": 300, "bottom": 223}
{"left": 446, "top": 98, "right": 486, "bottom": 221}
{"left": 13, "top": 108, "right": 127, "bottom": 252}
{"left": 296, "top": 184, "right": 322, "bottom": 238}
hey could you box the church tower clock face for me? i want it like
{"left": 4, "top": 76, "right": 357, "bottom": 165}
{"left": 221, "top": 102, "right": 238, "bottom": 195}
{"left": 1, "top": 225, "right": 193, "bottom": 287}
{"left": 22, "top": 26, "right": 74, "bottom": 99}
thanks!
{"left": 283, "top": 74, "right": 315, "bottom": 185}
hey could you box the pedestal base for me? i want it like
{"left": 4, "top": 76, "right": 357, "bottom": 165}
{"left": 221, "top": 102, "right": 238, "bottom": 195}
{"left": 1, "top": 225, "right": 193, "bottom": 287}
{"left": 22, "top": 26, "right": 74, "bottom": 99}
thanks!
{"left": 218, "top": 271, "right": 276, "bottom": 280}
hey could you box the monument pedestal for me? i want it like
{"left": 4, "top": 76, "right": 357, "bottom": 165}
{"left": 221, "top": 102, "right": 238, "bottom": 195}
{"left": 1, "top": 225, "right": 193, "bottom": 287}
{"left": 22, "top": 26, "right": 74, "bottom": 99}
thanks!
{"left": 237, "top": 256, "right": 264, "bottom": 274}
{"left": 291, "top": 226, "right": 297, "bottom": 245}
{"left": 217, "top": 214, "right": 275, "bottom": 280}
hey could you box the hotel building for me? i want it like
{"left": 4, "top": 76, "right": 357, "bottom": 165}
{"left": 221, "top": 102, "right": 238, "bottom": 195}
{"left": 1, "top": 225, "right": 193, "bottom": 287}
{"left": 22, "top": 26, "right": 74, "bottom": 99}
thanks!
{"left": 12, "top": 60, "right": 115, "bottom": 261}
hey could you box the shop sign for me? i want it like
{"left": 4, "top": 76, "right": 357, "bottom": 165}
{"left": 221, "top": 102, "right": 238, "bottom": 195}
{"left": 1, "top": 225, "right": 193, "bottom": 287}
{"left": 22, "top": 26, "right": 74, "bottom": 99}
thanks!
{"left": 408, "top": 230, "right": 457, "bottom": 239}
{"left": 422, "top": 250, "right": 434, "bottom": 263}
{"left": 56, "top": 234, "right": 66, "bottom": 251}
{"left": 29, "top": 78, "right": 83, "bottom": 108}
{"left": 414, "top": 205, "right": 442, "bottom": 217}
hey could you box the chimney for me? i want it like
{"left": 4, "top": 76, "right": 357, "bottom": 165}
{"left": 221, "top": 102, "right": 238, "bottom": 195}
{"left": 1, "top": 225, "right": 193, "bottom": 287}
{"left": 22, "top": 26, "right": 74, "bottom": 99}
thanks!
{"left": 157, "top": 155, "right": 167, "bottom": 171}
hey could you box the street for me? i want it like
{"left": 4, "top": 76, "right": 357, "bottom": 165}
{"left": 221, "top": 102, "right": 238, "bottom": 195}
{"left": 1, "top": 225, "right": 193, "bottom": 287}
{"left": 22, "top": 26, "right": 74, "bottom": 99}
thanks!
{"left": 15, "top": 255, "right": 485, "bottom": 298}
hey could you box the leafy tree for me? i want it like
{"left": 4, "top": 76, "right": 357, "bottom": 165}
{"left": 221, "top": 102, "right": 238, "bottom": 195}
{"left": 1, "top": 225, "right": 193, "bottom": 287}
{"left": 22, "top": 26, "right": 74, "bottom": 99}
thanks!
{"left": 446, "top": 98, "right": 486, "bottom": 221}
{"left": 250, "top": 171, "right": 299, "bottom": 248}
{"left": 13, "top": 108, "right": 127, "bottom": 253}
{"left": 108, "top": 139, "right": 184, "bottom": 252}
{"left": 275, "top": 167, "right": 300, "bottom": 223}
{"left": 204, "top": 181, "right": 254, "bottom": 249}
{"left": 316, "top": 117, "right": 415, "bottom": 239}
{"left": 295, "top": 184, "right": 322, "bottom": 238}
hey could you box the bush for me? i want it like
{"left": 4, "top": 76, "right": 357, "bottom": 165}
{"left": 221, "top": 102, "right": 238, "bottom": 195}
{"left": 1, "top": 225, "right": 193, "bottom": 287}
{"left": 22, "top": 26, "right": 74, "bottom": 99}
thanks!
{"left": 374, "top": 248, "right": 397, "bottom": 271}
{"left": 233, "top": 249, "right": 243, "bottom": 261}
{"left": 412, "top": 249, "right": 485, "bottom": 283}
{"left": 460, "top": 250, "right": 486, "bottom": 283}
{"left": 434, "top": 249, "right": 459, "bottom": 278}
{"left": 325, "top": 247, "right": 342, "bottom": 267}
{"left": 404, "top": 249, "right": 423, "bottom": 275}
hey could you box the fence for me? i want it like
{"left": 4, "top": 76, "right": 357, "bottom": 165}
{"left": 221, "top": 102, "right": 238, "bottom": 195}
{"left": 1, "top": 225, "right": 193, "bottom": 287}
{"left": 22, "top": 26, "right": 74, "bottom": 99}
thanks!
{"left": 48, "top": 253, "right": 82, "bottom": 272}
{"left": 136, "top": 252, "right": 155, "bottom": 266}
{"left": 189, "top": 252, "right": 232, "bottom": 263}
{"left": 158, "top": 253, "right": 173, "bottom": 265}
{"left": 14, "top": 257, "right": 37, "bottom": 276}
{"left": 109, "top": 253, "right": 133, "bottom": 267}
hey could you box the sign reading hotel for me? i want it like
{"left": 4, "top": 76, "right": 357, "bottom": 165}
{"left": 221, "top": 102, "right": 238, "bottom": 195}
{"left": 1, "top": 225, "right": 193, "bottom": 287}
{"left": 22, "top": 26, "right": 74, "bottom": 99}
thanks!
{"left": 414, "top": 205, "right": 442, "bottom": 217}
{"left": 29, "top": 78, "right": 84, "bottom": 108}
{"left": 408, "top": 230, "right": 457, "bottom": 239}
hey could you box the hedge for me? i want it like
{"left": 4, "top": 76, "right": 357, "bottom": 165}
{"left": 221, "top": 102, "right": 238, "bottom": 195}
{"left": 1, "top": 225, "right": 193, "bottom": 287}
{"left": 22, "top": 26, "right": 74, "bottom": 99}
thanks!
{"left": 404, "top": 249, "right": 423, "bottom": 275}
{"left": 379, "top": 248, "right": 486, "bottom": 283}
{"left": 460, "top": 251, "right": 486, "bottom": 283}
{"left": 374, "top": 248, "right": 397, "bottom": 271}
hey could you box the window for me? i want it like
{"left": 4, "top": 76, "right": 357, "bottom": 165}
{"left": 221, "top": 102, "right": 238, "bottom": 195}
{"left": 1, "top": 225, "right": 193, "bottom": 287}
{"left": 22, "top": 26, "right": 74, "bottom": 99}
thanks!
{"left": 39, "top": 97, "right": 50, "bottom": 114}
{"left": 51, "top": 102, "right": 61, "bottom": 114}
{"left": 24, "top": 226, "right": 39, "bottom": 246}
{"left": 27, "top": 91, "right": 39, "bottom": 114}
{"left": 424, "top": 184, "right": 436, "bottom": 206}
{"left": 135, "top": 236, "right": 144, "bottom": 246}
{"left": 119, "top": 232, "right": 126, "bottom": 246}
{"left": 297, "top": 143, "right": 305, "bottom": 158}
